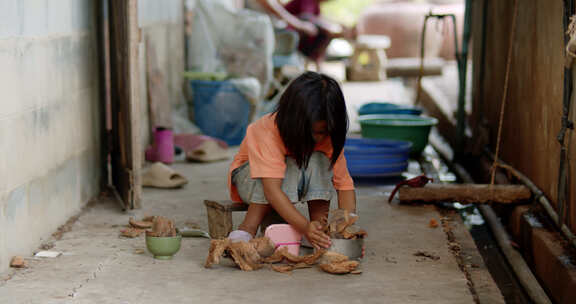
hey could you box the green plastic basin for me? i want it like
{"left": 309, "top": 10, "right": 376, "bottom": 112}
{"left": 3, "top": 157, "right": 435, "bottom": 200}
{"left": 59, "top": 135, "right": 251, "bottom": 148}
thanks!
{"left": 359, "top": 114, "right": 438, "bottom": 155}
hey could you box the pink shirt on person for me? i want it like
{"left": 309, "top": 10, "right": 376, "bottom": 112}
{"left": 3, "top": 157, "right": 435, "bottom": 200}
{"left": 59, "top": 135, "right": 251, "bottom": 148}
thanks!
{"left": 228, "top": 113, "right": 354, "bottom": 202}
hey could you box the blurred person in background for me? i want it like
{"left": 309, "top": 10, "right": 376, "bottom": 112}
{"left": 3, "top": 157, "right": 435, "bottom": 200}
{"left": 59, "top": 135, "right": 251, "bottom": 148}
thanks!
{"left": 246, "top": 0, "right": 356, "bottom": 70}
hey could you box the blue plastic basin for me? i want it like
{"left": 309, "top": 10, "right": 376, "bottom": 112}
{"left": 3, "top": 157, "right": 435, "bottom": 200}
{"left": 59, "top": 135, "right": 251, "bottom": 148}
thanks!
{"left": 358, "top": 102, "right": 423, "bottom": 116}
{"left": 344, "top": 137, "right": 411, "bottom": 178}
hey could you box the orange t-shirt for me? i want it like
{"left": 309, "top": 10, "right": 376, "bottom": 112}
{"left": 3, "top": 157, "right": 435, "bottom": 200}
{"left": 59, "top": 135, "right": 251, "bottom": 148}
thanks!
{"left": 228, "top": 113, "right": 355, "bottom": 202}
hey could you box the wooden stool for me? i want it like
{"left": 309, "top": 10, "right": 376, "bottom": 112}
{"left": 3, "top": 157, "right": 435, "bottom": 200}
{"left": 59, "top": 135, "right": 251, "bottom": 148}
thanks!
{"left": 204, "top": 199, "right": 287, "bottom": 239}
{"left": 204, "top": 200, "right": 248, "bottom": 239}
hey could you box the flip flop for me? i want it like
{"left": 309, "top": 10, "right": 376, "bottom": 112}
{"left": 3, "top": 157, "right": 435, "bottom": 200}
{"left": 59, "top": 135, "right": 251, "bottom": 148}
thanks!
{"left": 186, "top": 140, "right": 229, "bottom": 163}
{"left": 142, "top": 162, "right": 188, "bottom": 188}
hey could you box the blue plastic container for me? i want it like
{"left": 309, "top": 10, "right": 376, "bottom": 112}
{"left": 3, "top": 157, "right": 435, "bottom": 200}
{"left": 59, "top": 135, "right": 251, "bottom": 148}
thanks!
{"left": 189, "top": 80, "right": 252, "bottom": 146}
{"left": 345, "top": 137, "right": 412, "bottom": 155}
{"left": 344, "top": 137, "right": 411, "bottom": 178}
{"left": 347, "top": 162, "right": 409, "bottom": 177}
{"left": 358, "top": 102, "right": 423, "bottom": 116}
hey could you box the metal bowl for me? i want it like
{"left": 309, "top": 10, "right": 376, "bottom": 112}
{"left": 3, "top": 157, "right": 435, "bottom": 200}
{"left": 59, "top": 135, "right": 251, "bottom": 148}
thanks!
{"left": 328, "top": 238, "right": 365, "bottom": 260}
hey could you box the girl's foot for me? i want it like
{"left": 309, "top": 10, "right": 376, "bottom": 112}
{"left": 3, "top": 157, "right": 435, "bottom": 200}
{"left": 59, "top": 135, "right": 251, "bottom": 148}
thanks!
{"left": 228, "top": 230, "right": 253, "bottom": 243}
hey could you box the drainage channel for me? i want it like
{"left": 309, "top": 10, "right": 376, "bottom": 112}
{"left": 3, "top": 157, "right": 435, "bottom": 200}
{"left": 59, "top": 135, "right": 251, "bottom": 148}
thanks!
{"left": 421, "top": 148, "right": 533, "bottom": 303}
{"left": 458, "top": 204, "right": 533, "bottom": 303}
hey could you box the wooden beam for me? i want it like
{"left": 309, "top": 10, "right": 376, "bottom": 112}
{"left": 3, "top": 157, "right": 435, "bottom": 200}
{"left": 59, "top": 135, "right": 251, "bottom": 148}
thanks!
{"left": 109, "top": 0, "right": 142, "bottom": 209}
{"left": 399, "top": 184, "right": 532, "bottom": 204}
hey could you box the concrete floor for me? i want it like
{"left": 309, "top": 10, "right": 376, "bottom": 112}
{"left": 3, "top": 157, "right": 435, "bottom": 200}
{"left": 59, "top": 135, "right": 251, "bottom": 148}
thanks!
{"left": 0, "top": 157, "right": 502, "bottom": 304}
{"left": 0, "top": 76, "right": 503, "bottom": 303}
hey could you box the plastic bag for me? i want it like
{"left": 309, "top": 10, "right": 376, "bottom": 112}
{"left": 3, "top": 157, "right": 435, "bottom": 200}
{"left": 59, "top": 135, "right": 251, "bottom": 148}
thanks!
{"left": 186, "top": 0, "right": 274, "bottom": 96}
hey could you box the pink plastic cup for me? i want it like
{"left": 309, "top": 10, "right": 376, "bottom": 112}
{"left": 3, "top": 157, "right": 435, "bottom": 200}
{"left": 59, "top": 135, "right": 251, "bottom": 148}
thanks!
{"left": 264, "top": 224, "right": 302, "bottom": 256}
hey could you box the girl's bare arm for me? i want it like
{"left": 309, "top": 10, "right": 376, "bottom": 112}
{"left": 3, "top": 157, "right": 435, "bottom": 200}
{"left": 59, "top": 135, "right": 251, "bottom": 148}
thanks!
{"left": 337, "top": 189, "right": 356, "bottom": 213}
{"left": 254, "top": 0, "right": 317, "bottom": 36}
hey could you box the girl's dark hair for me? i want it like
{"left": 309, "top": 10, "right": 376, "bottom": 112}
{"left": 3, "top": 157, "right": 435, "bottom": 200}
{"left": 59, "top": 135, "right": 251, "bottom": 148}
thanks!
{"left": 274, "top": 71, "right": 348, "bottom": 168}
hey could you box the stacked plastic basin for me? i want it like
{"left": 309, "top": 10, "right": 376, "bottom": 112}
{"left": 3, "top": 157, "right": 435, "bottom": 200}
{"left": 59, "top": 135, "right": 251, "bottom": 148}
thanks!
{"left": 357, "top": 102, "right": 437, "bottom": 155}
{"left": 344, "top": 137, "right": 412, "bottom": 178}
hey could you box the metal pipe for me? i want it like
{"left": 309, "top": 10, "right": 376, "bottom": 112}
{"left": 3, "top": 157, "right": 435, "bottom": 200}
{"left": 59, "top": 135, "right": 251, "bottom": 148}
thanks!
{"left": 476, "top": 205, "right": 552, "bottom": 304}
{"left": 415, "top": 13, "right": 457, "bottom": 105}
{"left": 484, "top": 149, "right": 576, "bottom": 249}
{"left": 455, "top": 0, "right": 473, "bottom": 156}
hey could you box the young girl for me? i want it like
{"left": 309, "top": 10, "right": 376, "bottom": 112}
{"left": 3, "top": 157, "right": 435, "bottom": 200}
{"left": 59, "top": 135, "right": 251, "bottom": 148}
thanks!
{"left": 227, "top": 71, "right": 356, "bottom": 249}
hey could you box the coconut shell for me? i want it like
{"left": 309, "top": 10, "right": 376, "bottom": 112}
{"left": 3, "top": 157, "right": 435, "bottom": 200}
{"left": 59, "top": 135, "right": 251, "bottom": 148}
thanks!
{"left": 121, "top": 227, "right": 145, "bottom": 238}
{"left": 129, "top": 217, "right": 153, "bottom": 229}
{"left": 271, "top": 264, "right": 294, "bottom": 273}
{"left": 319, "top": 260, "right": 360, "bottom": 274}
{"left": 318, "top": 251, "right": 349, "bottom": 264}
{"left": 249, "top": 237, "right": 275, "bottom": 258}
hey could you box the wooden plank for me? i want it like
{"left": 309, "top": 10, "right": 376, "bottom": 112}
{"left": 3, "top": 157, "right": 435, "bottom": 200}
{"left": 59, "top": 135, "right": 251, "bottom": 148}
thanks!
{"left": 398, "top": 184, "right": 532, "bottom": 204}
{"left": 145, "top": 38, "right": 173, "bottom": 130}
{"left": 474, "top": 0, "right": 565, "bottom": 227}
{"left": 109, "top": 0, "right": 142, "bottom": 209}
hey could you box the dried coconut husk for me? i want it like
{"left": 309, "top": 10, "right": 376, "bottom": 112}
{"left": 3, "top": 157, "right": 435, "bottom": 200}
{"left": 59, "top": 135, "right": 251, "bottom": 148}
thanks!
{"left": 205, "top": 239, "right": 230, "bottom": 268}
{"left": 129, "top": 217, "right": 153, "bottom": 229}
{"left": 271, "top": 264, "right": 295, "bottom": 273}
{"left": 293, "top": 263, "right": 313, "bottom": 269}
{"left": 294, "top": 249, "right": 326, "bottom": 265}
{"left": 249, "top": 237, "right": 275, "bottom": 258}
{"left": 319, "top": 260, "right": 360, "bottom": 274}
{"left": 318, "top": 251, "right": 349, "bottom": 264}
{"left": 147, "top": 216, "right": 177, "bottom": 237}
{"left": 121, "top": 227, "right": 145, "bottom": 238}
{"left": 204, "top": 238, "right": 274, "bottom": 270}
{"left": 270, "top": 263, "right": 312, "bottom": 274}
{"left": 262, "top": 247, "right": 326, "bottom": 265}
{"left": 10, "top": 256, "right": 27, "bottom": 268}
{"left": 340, "top": 225, "right": 368, "bottom": 240}
{"left": 328, "top": 209, "right": 358, "bottom": 237}
{"left": 142, "top": 215, "right": 156, "bottom": 222}
{"left": 227, "top": 241, "right": 262, "bottom": 271}
{"left": 262, "top": 246, "right": 288, "bottom": 263}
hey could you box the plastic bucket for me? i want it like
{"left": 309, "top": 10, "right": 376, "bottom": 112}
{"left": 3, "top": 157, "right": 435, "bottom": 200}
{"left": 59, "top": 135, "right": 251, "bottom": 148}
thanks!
{"left": 264, "top": 224, "right": 302, "bottom": 256}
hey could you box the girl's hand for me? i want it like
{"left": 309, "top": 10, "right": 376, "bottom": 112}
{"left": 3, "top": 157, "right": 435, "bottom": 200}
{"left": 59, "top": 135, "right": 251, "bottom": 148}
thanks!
{"left": 305, "top": 221, "right": 331, "bottom": 249}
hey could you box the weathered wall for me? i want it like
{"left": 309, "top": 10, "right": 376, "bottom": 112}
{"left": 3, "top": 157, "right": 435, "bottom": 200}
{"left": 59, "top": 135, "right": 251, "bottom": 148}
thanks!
{"left": 472, "top": 0, "right": 575, "bottom": 231}
{"left": 138, "top": 0, "right": 185, "bottom": 151}
{"left": 0, "top": 0, "right": 102, "bottom": 273}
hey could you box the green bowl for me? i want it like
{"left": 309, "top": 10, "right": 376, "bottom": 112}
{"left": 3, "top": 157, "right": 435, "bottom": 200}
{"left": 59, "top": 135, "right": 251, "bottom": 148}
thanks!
{"left": 145, "top": 234, "right": 182, "bottom": 260}
{"left": 359, "top": 114, "right": 438, "bottom": 155}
